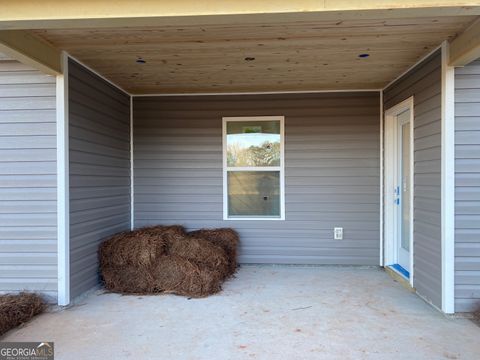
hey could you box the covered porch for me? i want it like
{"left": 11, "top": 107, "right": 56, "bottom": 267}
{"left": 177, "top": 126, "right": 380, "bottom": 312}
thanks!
{"left": 1, "top": 1, "right": 480, "bottom": 316}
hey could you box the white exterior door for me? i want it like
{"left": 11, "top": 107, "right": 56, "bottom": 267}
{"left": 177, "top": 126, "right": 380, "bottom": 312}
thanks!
{"left": 384, "top": 97, "right": 414, "bottom": 281}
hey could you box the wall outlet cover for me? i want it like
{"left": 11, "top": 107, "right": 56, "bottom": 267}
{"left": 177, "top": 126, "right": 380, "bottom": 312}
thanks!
{"left": 334, "top": 227, "right": 343, "bottom": 240}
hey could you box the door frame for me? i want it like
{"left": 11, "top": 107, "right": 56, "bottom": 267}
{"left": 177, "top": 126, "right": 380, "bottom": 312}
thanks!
{"left": 384, "top": 96, "right": 415, "bottom": 286}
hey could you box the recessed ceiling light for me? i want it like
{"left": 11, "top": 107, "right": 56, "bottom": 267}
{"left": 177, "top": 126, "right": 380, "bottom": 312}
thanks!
{"left": 136, "top": 57, "right": 146, "bottom": 64}
{"left": 244, "top": 57, "right": 256, "bottom": 61}
{"left": 358, "top": 53, "right": 370, "bottom": 58}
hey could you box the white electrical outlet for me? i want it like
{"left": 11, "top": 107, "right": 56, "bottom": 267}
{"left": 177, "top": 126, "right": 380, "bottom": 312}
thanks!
{"left": 334, "top": 227, "right": 343, "bottom": 240}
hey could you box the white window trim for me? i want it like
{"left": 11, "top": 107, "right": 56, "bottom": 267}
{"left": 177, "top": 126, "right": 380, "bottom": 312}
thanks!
{"left": 222, "top": 116, "right": 285, "bottom": 221}
{"left": 384, "top": 96, "right": 415, "bottom": 287}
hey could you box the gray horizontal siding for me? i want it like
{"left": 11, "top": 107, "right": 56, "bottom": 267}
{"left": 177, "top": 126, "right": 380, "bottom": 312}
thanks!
{"left": 134, "top": 92, "right": 380, "bottom": 265}
{"left": 68, "top": 59, "right": 131, "bottom": 298}
{"left": 384, "top": 50, "right": 442, "bottom": 309}
{"left": 0, "top": 55, "right": 57, "bottom": 300}
{"left": 455, "top": 59, "right": 480, "bottom": 313}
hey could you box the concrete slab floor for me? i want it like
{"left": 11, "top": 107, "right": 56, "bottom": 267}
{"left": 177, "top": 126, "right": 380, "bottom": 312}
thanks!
{"left": 3, "top": 266, "right": 480, "bottom": 360}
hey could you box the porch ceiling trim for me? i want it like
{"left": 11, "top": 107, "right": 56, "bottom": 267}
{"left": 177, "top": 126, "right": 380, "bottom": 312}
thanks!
{"left": 449, "top": 17, "right": 480, "bottom": 67}
{"left": 131, "top": 89, "right": 382, "bottom": 97}
{"left": 0, "top": 30, "right": 61, "bottom": 75}
{"left": 383, "top": 45, "right": 443, "bottom": 91}
{"left": 67, "top": 53, "right": 130, "bottom": 95}
{"left": 1, "top": 1, "right": 480, "bottom": 30}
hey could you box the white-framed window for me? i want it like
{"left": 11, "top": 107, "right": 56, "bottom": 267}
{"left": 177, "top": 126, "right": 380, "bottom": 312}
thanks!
{"left": 222, "top": 116, "right": 285, "bottom": 220}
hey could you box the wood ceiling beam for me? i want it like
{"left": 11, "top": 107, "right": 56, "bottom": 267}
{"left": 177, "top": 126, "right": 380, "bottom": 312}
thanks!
{"left": 449, "top": 17, "right": 480, "bottom": 66}
{"left": 0, "top": 1, "right": 480, "bottom": 30}
{"left": 0, "top": 30, "right": 61, "bottom": 74}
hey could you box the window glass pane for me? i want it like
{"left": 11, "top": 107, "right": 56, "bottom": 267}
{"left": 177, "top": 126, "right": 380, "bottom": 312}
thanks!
{"left": 228, "top": 171, "right": 280, "bottom": 217}
{"left": 226, "top": 121, "right": 280, "bottom": 167}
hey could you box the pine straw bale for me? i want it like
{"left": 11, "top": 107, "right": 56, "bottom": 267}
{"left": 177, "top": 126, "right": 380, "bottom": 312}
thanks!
{"left": 99, "top": 225, "right": 236, "bottom": 297}
{"left": 141, "top": 225, "right": 187, "bottom": 244}
{"left": 0, "top": 292, "right": 46, "bottom": 336}
{"left": 474, "top": 304, "right": 480, "bottom": 321}
{"left": 102, "top": 265, "right": 156, "bottom": 294}
{"left": 99, "top": 225, "right": 186, "bottom": 268}
{"left": 188, "top": 228, "right": 239, "bottom": 276}
{"left": 99, "top": 231, "right": 161, "bottom": 268}
{"left": 168, "top": 236, "right": 230, "bottom": 278}
{"left": 152, "top": 256, "right": 223, "bottom": 297}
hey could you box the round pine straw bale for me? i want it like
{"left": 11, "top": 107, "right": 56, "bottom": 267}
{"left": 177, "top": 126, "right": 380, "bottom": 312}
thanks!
{"left": 152, "top": 256, "right": 223, "bottom": 297}
{"left": 142, "top": 225, "right": 187, "bottom": 243}
{"left": 99, "top": 231, "right": 163, "bottom": 268}
{"left": 102, "top": 265, "right": 156, "bottom": 294}
{"left": 99, "top": 225, "right": 186, "bottom": 268}
{"left": 99, "top": 225, "right": 238, "bottom": 297}
{"left": 168, "top": 236, "right": 229, "bottom": 278}
{"left": 188, "top": 228, "right": 239, "bottom": 276}
{"left": 0, "top": 292, "right": 46, "bottom": 336}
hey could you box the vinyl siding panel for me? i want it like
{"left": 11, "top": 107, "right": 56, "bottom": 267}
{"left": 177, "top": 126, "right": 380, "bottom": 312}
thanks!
{"left": 68, "top": 59, "right": 131, "bottom": 299}
{"left": 134, "top": 92, "right": 380, "bottom": 265}
{"left": 455, "top": 59, "right": 480, "bottom": 312}
{"left": 0, "top": 55, "right": 57, "bottom": 300}
{"left": 384, "top": 50, "right": 442, "bottom": 309}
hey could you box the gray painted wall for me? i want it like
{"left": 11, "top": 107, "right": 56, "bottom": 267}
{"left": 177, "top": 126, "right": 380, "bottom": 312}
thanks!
{"left": 0, "top": 54, "right": 57, "bottom": 300}
{"left": 133, "top": 92, "right": 380, "bottom": 265}
{"left": 455, "top": 59, "right": 480, "bottom": 312}
{"left": 68, "top": 59, "right": 131, "bottom": 298}
{"left": 384, "top": 50, "right": 442, "bottom": 309}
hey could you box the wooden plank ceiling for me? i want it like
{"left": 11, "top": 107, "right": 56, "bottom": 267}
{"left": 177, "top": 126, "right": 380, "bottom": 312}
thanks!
{"left": 32, "top": 16, "right": 477, "bottom": 94}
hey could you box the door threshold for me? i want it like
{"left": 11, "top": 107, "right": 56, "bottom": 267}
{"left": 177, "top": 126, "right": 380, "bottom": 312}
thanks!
{"left": 385, "top": 265, "right": 414, "bottom": 292}
{"left": 390, "top": 264, "right": 410, "bottom": 279}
